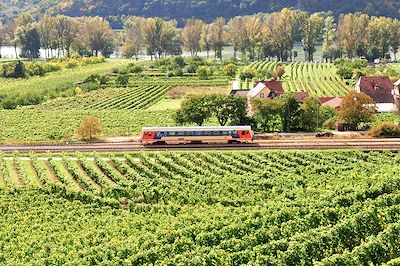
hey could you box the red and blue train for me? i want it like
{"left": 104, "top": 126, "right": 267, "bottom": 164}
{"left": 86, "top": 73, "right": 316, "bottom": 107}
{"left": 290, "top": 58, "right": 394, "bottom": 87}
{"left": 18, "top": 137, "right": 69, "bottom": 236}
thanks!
{"left": 140, "top": 126, "right": 253, "bottom": 145}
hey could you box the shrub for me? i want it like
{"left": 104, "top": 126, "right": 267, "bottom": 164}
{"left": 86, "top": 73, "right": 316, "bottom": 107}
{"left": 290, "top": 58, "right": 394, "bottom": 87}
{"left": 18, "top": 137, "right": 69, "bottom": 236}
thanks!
{"left": 223, "top": 63, "right": 238, "bottom": 78}
{"left": 369, "top": 122, "right": 400, "bottom": 138}
{"left": 197, "top": 66, "right": 213, "bottom": 80}
{"left": 2, "top": 61, "right": 26, "bottom": 78}
{"left": 185, "top": 64, "right": 198, "bottom": 73}
{"left": 239, "top": 67, "right": 257, "bottom": 80}
{"left": 116, "top": 74, "right": 129, "bottom": 85}
{"left": 25, "top": 62, "right": 46, "bottom": 76}
{"left": 128, "top": 65, "right": 144, "bottom": 74}
{"left": 77, "top": 116, "right": 102, "bottom": 141}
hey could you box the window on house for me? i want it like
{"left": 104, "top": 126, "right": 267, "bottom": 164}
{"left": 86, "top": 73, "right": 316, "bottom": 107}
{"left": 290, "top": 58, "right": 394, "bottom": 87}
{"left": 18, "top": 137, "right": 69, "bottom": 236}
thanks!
{"left": 260, "top": 93, "right": 264, "bottom": 98}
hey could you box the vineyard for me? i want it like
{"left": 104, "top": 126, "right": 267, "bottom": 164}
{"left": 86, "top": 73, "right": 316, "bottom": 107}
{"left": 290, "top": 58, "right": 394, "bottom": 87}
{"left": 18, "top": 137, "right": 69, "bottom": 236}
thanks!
{"left": 249, "top": 61, "right": 352, "bottom": 97}
{"left": 32, "top": 85, "right": 171, "bottom": 110}
{"left": 0, "top": 109, "right": 175, "bottom": 142}
{"left": 0, "top": 150, "right": 400, "bottom": 264}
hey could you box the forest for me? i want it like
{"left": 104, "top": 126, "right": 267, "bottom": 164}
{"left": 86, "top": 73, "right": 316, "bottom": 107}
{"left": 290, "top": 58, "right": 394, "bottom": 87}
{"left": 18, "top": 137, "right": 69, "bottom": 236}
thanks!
{"left": 0, "top": 0, "right": 400, "bottom": 27}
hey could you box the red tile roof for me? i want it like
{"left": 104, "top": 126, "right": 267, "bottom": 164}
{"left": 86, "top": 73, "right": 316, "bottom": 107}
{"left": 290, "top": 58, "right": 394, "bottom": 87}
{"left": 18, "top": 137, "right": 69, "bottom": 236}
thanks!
{"left": 318, "top": 97, "right": 336, "bottom": 104}
{"left": 321, "top": 97, "right": 342, "bottom": 110}
{"left": 357, "top": 76, "right": 395, "bottom": 103}
{"left": 258, "top": 80, "right": 285, "bottom": 94}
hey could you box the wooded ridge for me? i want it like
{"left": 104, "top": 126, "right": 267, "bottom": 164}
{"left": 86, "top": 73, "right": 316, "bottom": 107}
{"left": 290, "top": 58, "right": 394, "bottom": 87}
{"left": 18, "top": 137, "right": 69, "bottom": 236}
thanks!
{"left": 1, "top": 0, "right": 399, "bottom": 27}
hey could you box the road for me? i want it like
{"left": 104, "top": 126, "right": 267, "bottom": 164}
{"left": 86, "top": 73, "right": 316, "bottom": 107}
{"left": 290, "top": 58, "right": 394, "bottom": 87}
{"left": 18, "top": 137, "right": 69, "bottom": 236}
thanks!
{"left": 0, "top": 138, "right": 400, "bottom": 153}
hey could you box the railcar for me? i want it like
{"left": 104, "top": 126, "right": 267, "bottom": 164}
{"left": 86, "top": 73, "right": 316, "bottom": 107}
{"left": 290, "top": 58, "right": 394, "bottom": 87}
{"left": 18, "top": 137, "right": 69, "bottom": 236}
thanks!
{"left": 140, "top": 126, "right": 253, "bottom": 145}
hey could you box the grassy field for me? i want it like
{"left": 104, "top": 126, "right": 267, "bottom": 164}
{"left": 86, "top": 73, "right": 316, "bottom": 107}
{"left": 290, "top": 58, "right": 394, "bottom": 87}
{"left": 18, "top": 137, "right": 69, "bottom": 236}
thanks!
{"left": 0, "top": 150, "right": 400, "bottom": 264}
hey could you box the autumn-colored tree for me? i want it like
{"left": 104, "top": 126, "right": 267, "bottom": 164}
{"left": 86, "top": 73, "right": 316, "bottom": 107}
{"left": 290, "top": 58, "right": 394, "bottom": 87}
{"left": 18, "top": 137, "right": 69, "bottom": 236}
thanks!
{"left": 123, "top": 16, "right": 145, "bottom": 59}
{"left": 322, "top": 16, "right": 337, "bottom": 62}
{"left": 200, "top": 24, "right": 212, "bottom": 59}
{"left": 298, "top": 12, "right": 324, "bottom": 61}
{"left": 243, "top": 16, "right": 263, "bottom": 61}
{"left": 142, "top": 18, "right": 179, "bottom": 59}
{"left": 0, "top": 23, "right": 5, "bottom": 58}
{"left": 39, "top": 15, "right": 56, "bottom": 58}
{"left": 77, "top": 116, "right": 102, "bottom": 140}
{"left": 210, "top": 17, "right": 227, "bottom": 60}
{"left": 338, "top": 92, "right": 376, "bottom": 127}
{"left": 228, "top": 17, "right": 246, "bottom": 59}
{"left": 5, "top": 19, "right": 18, "bottom": 58}
{"left": 274, "top": 64, "right": 285, "bottom": 79}
{"left": 78, "top": 16, "right": 114, "bottom": 57}
{"left": 55, "top": 16, "right": 78, "bottom": 57}
{"left": 390, "top": 19, "right": 400, "bottom": 61}
{"left": 337, "top": 13, "right": 369, "bottom": 58}
{"left": 182, "top": 19, "right": 205, "bottom": 57}
{"left": 268, "top": 8, "right": 296, "bottom": 61}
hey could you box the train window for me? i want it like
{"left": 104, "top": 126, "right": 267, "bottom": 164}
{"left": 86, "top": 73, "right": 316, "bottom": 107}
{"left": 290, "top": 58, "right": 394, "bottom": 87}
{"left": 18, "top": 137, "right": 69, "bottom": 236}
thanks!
{"left": 233, "top": 130, "right": 237, "bottom": 135}
{"left": 223, "top": 131, "right": 229, "bottom": 136}
{"left": 178, "top": 131, "right": 185, "bottom": 136}
{"left": 205, "top": 131, "right": 211, "bottom": 136}
{"left": 155, "top": 132, "right": 161, "bottom": 137}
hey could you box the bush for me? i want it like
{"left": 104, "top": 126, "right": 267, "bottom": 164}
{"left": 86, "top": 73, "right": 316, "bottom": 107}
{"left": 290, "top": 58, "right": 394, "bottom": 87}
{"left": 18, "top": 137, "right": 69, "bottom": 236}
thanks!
{"left": 223, "top": 63, "right": 238, "bottom": 78}
{"left": 2, "top": 61, "right": 26, "bottom": 78}
{"left": 197, "top": 66, "right": 213, "bottom": 80}
{"left": 128, "top": 64, "right": 144, "bottom": 74}
{"left": 239, "top": 67, "right": 257, "bottom": 80}
{"left": 77, "top": 116, "right": 102, "bottom": 141}
{"left": 185, "top": 64, "right": 198, "bottom": 74}
{"left": 116, "top": 74, "right": 129, "bottom": 85}
{"left": 369, "top": 122, "right": 400, "bottom": 138}
{"left": 25, "top": 62, "right": 46, "bottom": 76}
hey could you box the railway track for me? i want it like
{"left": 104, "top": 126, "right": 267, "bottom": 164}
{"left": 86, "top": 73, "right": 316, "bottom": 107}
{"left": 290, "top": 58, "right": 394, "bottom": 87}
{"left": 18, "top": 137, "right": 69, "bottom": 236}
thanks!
{"left": 0, "top": 138, "right": 400, "bottom": 153}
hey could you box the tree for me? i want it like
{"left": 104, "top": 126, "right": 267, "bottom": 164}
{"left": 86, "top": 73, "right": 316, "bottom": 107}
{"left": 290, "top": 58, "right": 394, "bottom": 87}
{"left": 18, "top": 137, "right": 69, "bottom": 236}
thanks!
{"left": 337, "top": 13, "right": 369, "bottom": 58}
{"left": 298, "top": 12, "right": 324, "bottom": 61}
{"left": 77, "top": 116, "right": 102, "bottom": 140}
{"left": 244, "top": 16, "right": 263, "bottom": 61}
{"left": 200, "top": 24, "right": 212, "bottom": 59}
{"left": 322, "top": 16, "right": 338, "bottom": 62}
{"left": 0, "top": 23, "right": 5, "bottom": 58}
{"left": 5, "top": 19, "right": 18, "bottom": 58}
{"left": 268, "top": 8, "right": 296, "bottom": 61}
{"left": 338, "top": 92, "right": 376, "bottom": 127}
{"left": 299, "top": 97, "right": 321, "bottom": 131}
{"left": 223, "top": 63, "right": 238, "bottom": 78}
{"left": 274, "top": 64, "right": 285, "bottom": 80}
{"left": 39, "top": 15, "right": 57, "bottom": 58}
{"left": 182, "top": 19, "right": 205, "bottom": 57}
{"left": 55, "top": 16, "right": 79, "bottom": 57}
{"left": 211, "top": 95, "right": 247, "bottom": 126}
{"left": 252, "top": 98, "right": 283, "bottom": 132}
{"left": 210, "top": 17, "right": 226, "bottom": 60}
{"left": 390, "top": 19, "right": 400, "bottom": 61}
{"left": 17, "top": 24, "right": 41, "bottom": 60}
{"left": 228, "top": 17, "right": 246, "bottom": 59}
{"left": 123, "top": 16, "right": 144, "bottom": 59}
{"left": 280, "top": 93, "right": 301, "bottom": 132}
{"left": 79, "top": 16, "right": 115, "bottom": 57}
{"left": 175, "top": 95, "right": 213, "bottom": 126}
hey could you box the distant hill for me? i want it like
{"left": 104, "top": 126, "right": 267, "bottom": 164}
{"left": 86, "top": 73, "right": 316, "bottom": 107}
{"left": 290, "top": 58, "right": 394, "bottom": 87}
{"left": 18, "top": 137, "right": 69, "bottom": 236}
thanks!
{"left": 1, "top": 0, "right": 400, "bottom": 27}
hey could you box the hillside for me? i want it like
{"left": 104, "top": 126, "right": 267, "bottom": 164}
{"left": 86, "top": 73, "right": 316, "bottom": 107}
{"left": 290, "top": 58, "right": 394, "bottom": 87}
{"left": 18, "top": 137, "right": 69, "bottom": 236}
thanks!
{"left": 1, "top": 0, "right": 400, "bottom": 27}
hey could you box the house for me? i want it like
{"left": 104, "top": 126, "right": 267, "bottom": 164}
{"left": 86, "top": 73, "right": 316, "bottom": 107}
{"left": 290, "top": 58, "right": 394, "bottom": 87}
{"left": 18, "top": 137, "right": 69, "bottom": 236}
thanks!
{"left": 394, "top": 80, "right": 400, "bottom": 109}
{"left": 247, "top": 80, "right": 285, "bottom": 99}
{"left": 355, "top": 76, "right": 398, "bottom": 112}
{"left": 318, "top": 96, "right": 342, "bottom": 110}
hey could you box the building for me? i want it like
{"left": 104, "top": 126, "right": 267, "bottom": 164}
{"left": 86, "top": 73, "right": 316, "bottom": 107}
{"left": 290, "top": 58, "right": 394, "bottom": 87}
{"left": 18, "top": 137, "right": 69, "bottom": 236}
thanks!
{"left": 355, "top": 76, "right": 398, "bottom": 112}
{"left": 247, "top": 80, "right": 285, "bottom": 99}
{"left": 318, "top": 96, "right": 342, "bottom": 110}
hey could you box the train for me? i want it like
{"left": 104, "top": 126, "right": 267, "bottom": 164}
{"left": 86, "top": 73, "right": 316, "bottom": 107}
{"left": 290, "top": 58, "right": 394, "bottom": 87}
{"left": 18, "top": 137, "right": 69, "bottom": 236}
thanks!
{"left": 140, "top": 126, "right": 253, "bottom": 145}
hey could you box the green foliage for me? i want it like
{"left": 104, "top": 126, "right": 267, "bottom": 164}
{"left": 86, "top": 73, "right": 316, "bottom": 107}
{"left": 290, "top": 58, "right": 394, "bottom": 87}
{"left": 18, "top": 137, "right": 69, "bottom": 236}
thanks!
{"left": 2, "top": 61, "right": 26, "bottom": 79}
{"left": 239, "top": 67, "right": 257, "bottom": 80}
{"left": 175, "top": 94, "right": 214, "bottom": 126}
{"left": 369, "top": 122, "right": 400, "bottom": 137}
{"left": 116, "top": 74, "right": 129, "bottom": 85}
{"left": 196, "top": 66, "right": 213, "bottom": 80}
{"left": 222, "top": 63, "right": 238, "bottom": 78}
{"left": 0, "top": 150, "right": 400, "bottom": 264}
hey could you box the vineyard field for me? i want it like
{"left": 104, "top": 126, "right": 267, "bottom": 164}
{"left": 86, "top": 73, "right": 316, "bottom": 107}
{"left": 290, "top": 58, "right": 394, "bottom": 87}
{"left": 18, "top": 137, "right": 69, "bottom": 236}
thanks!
{"left": 0, "top": 150, "right": 400, "bottom": 264}
{"left": 0, "top": 60, "right": 125, "bottom": 108}
{"left": 31, "top": 85, "right": 171, "bottom": 110}
{"left": 249, "top": 61, "right": 352, "bottom": 97}
{"left": 0, "top": 109, "right": 175, "bottom": 142}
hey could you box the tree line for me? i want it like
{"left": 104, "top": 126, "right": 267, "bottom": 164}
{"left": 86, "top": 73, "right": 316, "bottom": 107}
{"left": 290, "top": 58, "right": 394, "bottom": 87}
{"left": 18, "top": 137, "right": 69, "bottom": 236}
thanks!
{"left": 1, "top": 9, "right": 400, "bottom": 62}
